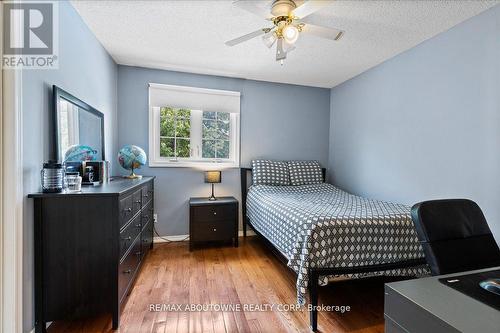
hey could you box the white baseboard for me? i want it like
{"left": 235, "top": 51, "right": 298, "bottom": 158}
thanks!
{"left": 153, "top": 230, "right": 255, "bottom": 244}
{"left": 154, "top": 234, "right": 189, "bottom": 243}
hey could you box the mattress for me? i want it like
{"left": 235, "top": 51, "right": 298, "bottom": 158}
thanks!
{"left": 246, "top": 183, "right": 428, "bottom": 304}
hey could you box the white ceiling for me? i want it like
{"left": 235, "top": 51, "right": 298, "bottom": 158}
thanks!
{"left": 71, "top": 0, "right": 499, "bottom": 88}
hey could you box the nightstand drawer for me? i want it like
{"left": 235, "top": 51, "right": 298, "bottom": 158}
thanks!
{"left": 192, "top": 204, "right": 236, "bottom": 222}
{"left": 191, "top": 219, "right": 235, "bottom": 241}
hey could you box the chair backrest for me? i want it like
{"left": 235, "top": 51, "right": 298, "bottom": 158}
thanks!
{"left": 411, "top": 199, "right": 500, "bottom": 275}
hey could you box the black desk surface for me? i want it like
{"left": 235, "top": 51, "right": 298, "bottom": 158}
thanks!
{"left": 386, "top": 267, "right": 500, "bottom": 333}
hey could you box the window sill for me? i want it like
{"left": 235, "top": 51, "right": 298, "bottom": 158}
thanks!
{"left": 149, "top": 160, "right": 240, "bottom": 169}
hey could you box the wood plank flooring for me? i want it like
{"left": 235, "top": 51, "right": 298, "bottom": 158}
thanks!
{"left": 48, "top": 237, "right": 406, "bottom": 333}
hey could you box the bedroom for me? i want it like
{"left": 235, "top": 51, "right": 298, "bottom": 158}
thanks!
{"left": 1, "top": 0, "right": 499, "bottom": 332}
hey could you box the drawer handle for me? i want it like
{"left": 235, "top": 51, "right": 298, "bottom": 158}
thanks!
{"left": 213, "top": 228, "right": 217, "bottom": 232}
{"left": 143, "top": 239, "right": 149, "bottom": 243}
{"left": 135, "top": 251, "right": 142, "bottom": 256}
{"left": 213, "top": 212, "right": 217, "bottom": 215}
{"left": 123, "top": 236, "right": 132, "bottom": 241}
{"left": 135, "top": 200, "right": 141, "bottom": 204}
{"left": 124, "top": 207, "right": 132, "bottom": 212}
{"left": 135, "top": 223, "right": 142, "bottom": 228}
{"left": 143, "top": 194, "right": 149, "bottom": 198}
{"left": 123, "top": 270, "right": 132, "bottom": 274}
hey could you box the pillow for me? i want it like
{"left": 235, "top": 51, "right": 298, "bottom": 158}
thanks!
{"left": 288, "top": 160, "right": 323, "bottom": 185}
{"left": 251, "top": 160, "right": 290, "bottom": 186}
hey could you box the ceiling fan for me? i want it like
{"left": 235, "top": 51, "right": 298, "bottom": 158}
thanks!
{"left": 225, "top": 0, "right": 344, "bottom": 65}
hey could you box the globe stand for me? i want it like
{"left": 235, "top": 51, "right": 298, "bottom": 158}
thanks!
{"left": 124, "top": 168, "right": 142, "bottom": 179}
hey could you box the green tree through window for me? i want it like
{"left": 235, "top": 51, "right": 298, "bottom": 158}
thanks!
{"left": 202, "top": 111, "right": 230, "bottom": 159}
{"left": 159, "top": 107, "right": 191, "bottom": 158}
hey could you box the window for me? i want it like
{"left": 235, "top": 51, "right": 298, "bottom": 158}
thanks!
{"left": 149, "top": 84, "right": 240, "bottom": 167}
{"left": 159, "top": 107, "right": 191, "bottom": 158}
{"left": 202, "top": 111, "right": 230, "bottom": 159}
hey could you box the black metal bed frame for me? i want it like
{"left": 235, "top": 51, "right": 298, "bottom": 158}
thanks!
{"left": 240, "top": 167, "right": 426, "bottom": 331}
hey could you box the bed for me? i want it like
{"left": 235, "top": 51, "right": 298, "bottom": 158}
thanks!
{"left": 240, "top": 165, "right": 428, "bottom": 331}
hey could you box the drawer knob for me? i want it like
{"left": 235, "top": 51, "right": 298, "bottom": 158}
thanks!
{"left": 135, "top": 251, "right": 142, "bottom": 256}
{"left": 124, "top": 207, "right": 132, "bottom": 212}
{"left": 213, "top": 228, "right": 217, "bottom": 232}
{"left": 143, "top": 194, "right": 149, "bottom": 198}
{"left": 135, "top": 224, "right": 142, "bottom": 228}
{"left": 143, "top": 239, "right": 148, "bottom": 243}
{"left": 123, "top": 270, "right": 132, "bottom": 274}
{"left": 213, "top": 212, "right": 217, "bottom": 215}
{"left": 135, "top": 200, "right": 141, "bottom": 204}
{"left": 123, "top": 236, "right": 132, "bottom": 241}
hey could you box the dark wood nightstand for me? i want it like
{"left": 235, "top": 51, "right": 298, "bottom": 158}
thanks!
{"left": 189, "top": 196, "right": 239, "bottom": 251}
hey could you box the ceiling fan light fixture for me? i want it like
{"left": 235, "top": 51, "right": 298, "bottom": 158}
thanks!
{"left": 271, "top": 0, "right": 297, "bottom": 17}
{"left": 262, "top": 31, "right": 277, "bottom": 48}
{"left": 282, "top": 24, "right": 299, "bottom": 44}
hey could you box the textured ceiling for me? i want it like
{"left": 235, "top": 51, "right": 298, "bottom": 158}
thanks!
{"left": 71, "top": 0, "right": 499, "bottom": 88}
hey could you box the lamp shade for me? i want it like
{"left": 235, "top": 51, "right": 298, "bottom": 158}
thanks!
{"left": 205, "top": 171, "right": 221, "bottom": 184}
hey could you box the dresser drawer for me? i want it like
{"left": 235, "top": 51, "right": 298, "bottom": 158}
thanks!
{"left": 192, "top": 204, "right": 236, "bottom": 222}
{"left": 118, "top": 235, "right": 141, "bottom": 302}
{"left": 119, "top": 214, "right": 142, "bottom": 260}
{"left": 119, "top": 195, "right": 134, "bottom": 228}
{"left": 142, "top": 182, "right": 153, "bottom": 205}
{"left": 141, "top": 201, "right": 153, "bottom": 226}
{"left": 132, "top": 189, "right": 142, "bottom": 214}
{"left": 141, "top": 220, "right": 153, "bottom": 259}
{"left": 191, "top": 219, "right": 235, "bottom": 241}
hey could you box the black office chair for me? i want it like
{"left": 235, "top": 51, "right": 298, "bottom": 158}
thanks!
{"left": 411, "top": 199, "right": 500, "bottom": 275}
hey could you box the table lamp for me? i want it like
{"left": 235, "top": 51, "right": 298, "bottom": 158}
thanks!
{"left": 205, "top": 170, "right": 221, "bottom": 201}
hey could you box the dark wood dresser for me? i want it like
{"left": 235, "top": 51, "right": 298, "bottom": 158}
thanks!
{"left": 28, "top": 177, "right": 155, "bottom": 332}
{"left": 189, "top": 196, "right": 238, "bottom": 251}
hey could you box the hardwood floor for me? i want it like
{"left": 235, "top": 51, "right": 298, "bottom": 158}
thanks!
{"left": 48, "top": 237, "right": 405, "bottom": 333}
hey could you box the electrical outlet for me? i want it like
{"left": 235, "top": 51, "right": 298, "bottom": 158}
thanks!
{"left": 153, "top": 213, "right": 158, "bottom": 223}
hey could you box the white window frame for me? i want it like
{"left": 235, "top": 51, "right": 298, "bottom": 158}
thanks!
{"left": 148, "top": 83, "right": 240, "bottom": 168}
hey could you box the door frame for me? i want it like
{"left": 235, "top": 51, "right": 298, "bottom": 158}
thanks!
{"left": 0, "top": 1, "right": 24, "bottom": 331}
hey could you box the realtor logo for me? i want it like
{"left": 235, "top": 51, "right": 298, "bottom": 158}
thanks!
{"left": 2, "top": 1, "right": 58, "bottom": 69}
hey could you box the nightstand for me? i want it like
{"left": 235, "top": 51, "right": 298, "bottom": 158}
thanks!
{"left": 189, "top": 196, "right": 239, "bottom": 251}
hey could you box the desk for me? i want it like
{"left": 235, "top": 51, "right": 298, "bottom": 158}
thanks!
{"left": 385, "top": 267, "right": 500, "bottom": 333}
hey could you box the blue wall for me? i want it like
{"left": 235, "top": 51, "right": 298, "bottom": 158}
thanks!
{"left": 21, "top": 2, "right": 118, "bottom": 331}
{"left": 329, "top": 5, "right": 500, "bottom": 242}
{"left": 117, "top": 65, "right": 331, "bottom": 236}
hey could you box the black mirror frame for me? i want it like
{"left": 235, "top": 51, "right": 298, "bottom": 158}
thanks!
{"left": 52, "top": 85, "right": 105, "bottom": 162}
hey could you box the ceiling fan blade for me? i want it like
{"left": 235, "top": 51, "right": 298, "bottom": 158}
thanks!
{"left": 292, "top": 0, "right": 331, "bottom": 19}
{"left": 302, "top": 23, "right": 344, "bottom": 41}
{"left": 233, "top": 0, "right": 273, "bottom": 19}
{"left": 225, "top": 29, "right": 268, "bottom": 46}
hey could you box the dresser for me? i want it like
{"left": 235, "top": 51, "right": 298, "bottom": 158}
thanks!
{"left": 189, "top": 196, "right": 238, "bottom": 251}
{"left": 28, "top": 177, "right": 155, "bottom": 332}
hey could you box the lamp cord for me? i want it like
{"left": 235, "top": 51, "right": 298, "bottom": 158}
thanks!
{"left": 153, "top": 224, "right": 190, "bottom": 243}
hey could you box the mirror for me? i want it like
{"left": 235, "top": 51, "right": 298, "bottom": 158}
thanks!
{"left": 53, "top": 85, "right": 105, "bottom": 162}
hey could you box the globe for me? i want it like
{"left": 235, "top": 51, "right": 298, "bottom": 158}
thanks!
{"left": 118, "top": 145, "right": 147, "bottom": 179}
{"left": 64, "top": 145, "right": 97, "bottom": 162}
